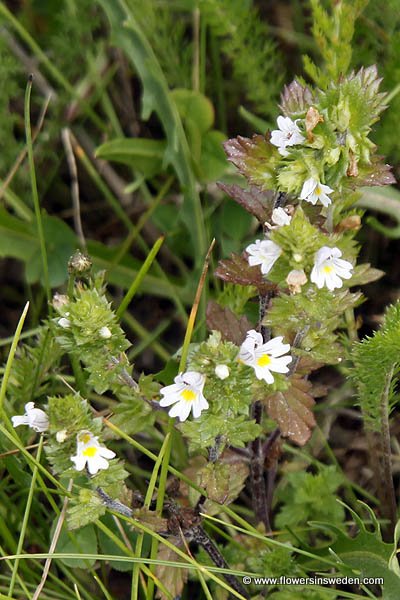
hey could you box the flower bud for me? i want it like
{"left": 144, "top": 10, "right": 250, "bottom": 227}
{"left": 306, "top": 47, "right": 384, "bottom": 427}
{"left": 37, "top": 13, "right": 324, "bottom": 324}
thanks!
{"left": 215, "top": 364, "right": 230, "bottom": 380}
{"left": 286, "top": 269, "right": 307, "bottom": 294}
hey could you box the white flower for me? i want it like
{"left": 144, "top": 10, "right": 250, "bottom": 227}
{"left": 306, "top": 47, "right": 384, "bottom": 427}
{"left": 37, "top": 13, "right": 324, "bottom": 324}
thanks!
{"left": 11, "top": 402, "right": 49, "bottom": 433}
{"left": 56, "top": 429, "right": 68, "bottom": 443}
{"left": 299, "top": 178, "right": 333, "bottom": 207}
{"left": 70, "top": 430, "right": 116, "bottom": 475}
{"left": 270, "top": 116, "right": 305, "bottom": 156}
{"left": 266, "top": 207, "right": 292, "bottom": 230}
{"left": 99, "top": 326, "right": 112, "bottom": 339}
{"left": 246, "top": 240, "right": 282, "bottom": 275}
{"left": 159, "top": 371, "right": 209, "bottom": 422}
{"left": 310, "top": 246, "right": 353, "bottom": 291}
{"left": 238, "top": 330, "right": 292, "bottom": 384}
{"left": 58, "top": 317, "right": 71, "bottom": 329}
{"left": 215, "top": 364, "right": 230, "bottom": 380}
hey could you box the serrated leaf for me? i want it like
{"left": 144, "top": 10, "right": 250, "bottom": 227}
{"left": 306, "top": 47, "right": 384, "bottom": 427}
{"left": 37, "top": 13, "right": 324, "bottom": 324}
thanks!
{"left": 264, "top": 376, "right": 316, "bottom": 446}
{"left": 217, "top": 182, "right": 274, "bottom": 223}
{"left": 155, "top": 543, "right": 188, "bottom": 600}
{"left": 206, "top": 301, "right": 252, "bottom": 345}
{"left": 311, "top": 505, "right": 400, "bottom": 600}
{"left": 215, "top": 253, "right": 276, "bottom": 295}
{"left": 199, "top": 456, "right": 249, "bottom": 505}
{"left": 356, "top": 157, "right": 396, "bottom": 187}
{"left": 279, "top": 80, "right": 314, "bottom": 117}
{"left": 223, "top": 134, "right": 278, "bottom": 189}
{"left": 67, "top": 490, "right": 106, "bottom": 530}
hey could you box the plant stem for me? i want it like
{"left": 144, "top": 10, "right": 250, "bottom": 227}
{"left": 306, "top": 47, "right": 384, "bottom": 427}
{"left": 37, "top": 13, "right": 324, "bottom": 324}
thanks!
{"left": 248, "top": 291, "right": 272, "bottom": 530}
{"left": 25, "top": 76, "right": 50, "bottom": 303}
{"left": 378, "top": 364, "right": 397, "bottom": 534}
{"left": 189, "top": 526, "right": 250, "bottom": 599}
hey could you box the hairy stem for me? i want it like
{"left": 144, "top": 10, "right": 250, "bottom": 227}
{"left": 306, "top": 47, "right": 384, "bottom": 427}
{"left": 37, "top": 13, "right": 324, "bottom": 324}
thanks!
{"left": 379, "top": 365, "right": 397, "bottom": 533}
{"left": 189, "top": 526, "right": 250, "bottom": 600}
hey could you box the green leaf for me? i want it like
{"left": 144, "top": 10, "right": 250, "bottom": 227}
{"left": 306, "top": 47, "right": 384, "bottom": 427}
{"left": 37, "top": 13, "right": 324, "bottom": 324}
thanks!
{"left": 54, "top": 523, "right": 97, "bottom": 567}
{"left": 98, "top": 0, "right": 206, "bottom": 262}
{"left": 67, "top": 490, "right": 106, "bottom": 530}
{"left": 97, "top": 513, "right": 145, "bottom": 572}
{"left": 311, "top": 502, "right": 400, "bottom": 600}
{"left": 95, "top": 138, "right": 166, "bottom": 176}
{"left": 199, "top": 130, "right": 228, "bottom": 182}
{"left": 0, "top": 210, "right": 76, "bottom": 286}
{"left": 171, "top": 88, "right": 214, "bottom": 133}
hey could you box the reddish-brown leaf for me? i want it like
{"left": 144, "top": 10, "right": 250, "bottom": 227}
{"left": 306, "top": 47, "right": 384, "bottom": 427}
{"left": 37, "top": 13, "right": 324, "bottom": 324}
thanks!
{"left": 215, "top": 253, "right": 276, "bottom": 295}
{"left": 217, "top": 182, "right": 274, "bottom": 223}
{"left": 223, "top": 135, "right": 277, "bottom": 189}
{"left": 356, "top": 157, "right": 396, "bottom": 187}
{"left": 279, "top": 79, "right": 314, "bottom": 116}
{"left": 206, "top": 301, "right": 252, "bottom": 345}
{"left": 264, "top": 376, "right": 316, "bottom": 446}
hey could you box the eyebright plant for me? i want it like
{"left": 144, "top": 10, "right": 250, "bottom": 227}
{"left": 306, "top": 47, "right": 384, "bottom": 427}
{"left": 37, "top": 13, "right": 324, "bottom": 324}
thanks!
{"left": 5, "top": 67, "right": 398, "bottom": 600}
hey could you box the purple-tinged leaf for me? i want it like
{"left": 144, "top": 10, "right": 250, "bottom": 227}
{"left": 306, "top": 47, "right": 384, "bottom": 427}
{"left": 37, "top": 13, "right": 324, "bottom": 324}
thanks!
{"left": 206, "top": 301, "right": 253, "bottom": 346}
{"left": 223, "top": 135, "right": 278, "bottom": 189}
{"left": 217, "top": 182, "right": 274, "bottom": 223}
{"left": 264, "top": 375, "right": 316, "bottom": 446}
{"left": 356, "top": 157, "right": 396, "bottom": 187}
{"left": 215, "top": 253, "right": 276, "bottom": 295}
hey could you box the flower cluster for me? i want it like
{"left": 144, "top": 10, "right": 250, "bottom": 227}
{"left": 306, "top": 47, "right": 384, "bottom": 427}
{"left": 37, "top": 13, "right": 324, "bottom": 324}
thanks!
{"left": 158, "top": 331, "right": 293, "bottom": 423}
{"left": 246, "top": 237, "right": 353, "bottom": 291}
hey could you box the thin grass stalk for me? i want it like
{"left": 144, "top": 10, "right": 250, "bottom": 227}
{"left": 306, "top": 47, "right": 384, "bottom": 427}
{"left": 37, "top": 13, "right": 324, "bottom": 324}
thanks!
{"left": 24, "top": 76, "right": 50, "bottom": 303}
{"left": 145, "top": 239, "right": 215, "bottom": 600}
{"left": 8, "top": 434, "right": 44, "bottom": 596}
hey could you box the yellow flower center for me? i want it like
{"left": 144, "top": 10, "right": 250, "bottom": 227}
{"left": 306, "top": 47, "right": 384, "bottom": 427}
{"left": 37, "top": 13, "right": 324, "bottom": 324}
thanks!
{"left": 257, "top": 354, "right": 271, "bottom": 367}
{"left": 180, "top": 389, "right": 196, "bottom": 402}
{"left": 83, "top": 446, "right": 98, "bottom": 457}
{"left": 323, "top": 265, "right": 333, "bottom": 273}
{"left": 315, "top": 186, "right": 321, "bottom": 195}
{"left": 79, "top": 433, "right": 92, "bottom": 444}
